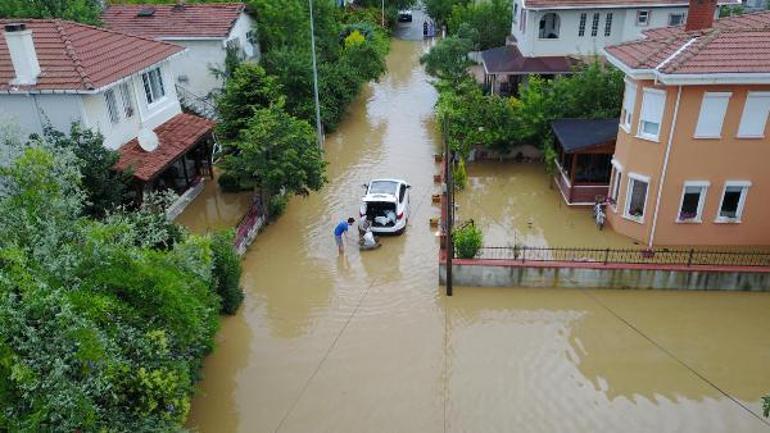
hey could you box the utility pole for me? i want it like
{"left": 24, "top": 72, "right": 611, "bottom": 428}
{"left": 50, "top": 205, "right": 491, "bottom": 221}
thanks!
{"left": 381, "top": 0, "right": 385, "bottom": 27}
{"left": 444, "top": 118, "right": 453, "bottom": 296}
{"left": 308, "top": 0, "right": 324, "bottom": 148}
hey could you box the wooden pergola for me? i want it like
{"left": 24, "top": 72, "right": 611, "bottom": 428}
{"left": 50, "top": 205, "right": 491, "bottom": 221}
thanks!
{"left": 551, "top": 118, "right": 618, "bottom": 205}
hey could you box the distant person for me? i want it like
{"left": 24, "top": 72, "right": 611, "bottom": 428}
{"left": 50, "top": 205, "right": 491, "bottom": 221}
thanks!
{"left": 334, "top": 217, "right": 355, "bottom": 254}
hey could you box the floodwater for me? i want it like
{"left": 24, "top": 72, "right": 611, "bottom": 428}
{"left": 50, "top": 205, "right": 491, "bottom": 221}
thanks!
{"left": 180, "top": 31, "right": 770, "bottom": 433}
{"left": 455, "top": 162, "right": 636, "bottom": 248}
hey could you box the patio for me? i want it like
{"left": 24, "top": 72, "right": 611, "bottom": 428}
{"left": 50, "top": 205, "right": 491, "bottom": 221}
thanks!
{"left": 453, "top": 161, "right": 637, "bottom": 249}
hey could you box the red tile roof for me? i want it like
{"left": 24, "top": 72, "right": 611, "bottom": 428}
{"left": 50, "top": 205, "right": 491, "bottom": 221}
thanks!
{"left": 606, "top": 11, "right": 770, "bottom": 74}
{"left": 0, "top": 19, "right": 184, "bottom": 92}
{"left": 116, "top": 113, "right": 214, "bottom": 182}
{"left": 102, "top": 3, "right": 246, "bottom": 39}
{"left": 522, "top": 0, "right": 737, "bottom": 9}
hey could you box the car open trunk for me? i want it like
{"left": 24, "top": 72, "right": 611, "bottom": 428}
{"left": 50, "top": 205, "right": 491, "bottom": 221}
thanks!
{"left": 365, "top": 201, "right": 397, "bottom": 227}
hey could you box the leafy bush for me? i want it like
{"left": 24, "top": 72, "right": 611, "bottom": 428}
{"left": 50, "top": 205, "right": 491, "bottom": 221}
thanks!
{"left": 763, "top": 394, "right": 769, "bottom": 417}
{"left": 453, "top": 222, "right": 483, "bottom": 259}
{"left": 447, "top": 0, "right": 511, "bottom": 50}
{"left": 249, "top": 0, "right": 390, "bottom": 132}
{"left": 0, "top": 139, "right": 223, "bottom": 431}
{"left": 210, "top": 230, "right": 244, "bottom": 315}
{"left": 218, "top": 170, "right": 248, "bottom": 193}
{"left": 453, "top": 158, "right": 468, "bottom": 191}
{"left": 33, "top": 123, "right": 134, "bottom": 218}
{"left": 269, "top": 194, "right": 290, "bottom": 218}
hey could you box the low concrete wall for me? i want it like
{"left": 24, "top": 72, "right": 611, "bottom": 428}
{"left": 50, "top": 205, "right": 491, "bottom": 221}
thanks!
{"left": 439, "top": 261, "right": 770, "bottom": 291}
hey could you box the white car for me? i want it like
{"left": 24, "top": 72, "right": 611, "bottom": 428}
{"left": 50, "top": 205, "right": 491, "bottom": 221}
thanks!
{"left": 359, "top": 179, "right": 410, "bottom": 235}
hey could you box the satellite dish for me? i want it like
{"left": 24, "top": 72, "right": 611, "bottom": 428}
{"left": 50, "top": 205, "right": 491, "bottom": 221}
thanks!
{"left": 243, "top": 42, "right": 255, "bottom": 58}
{"left": 138, "top": 128, "right": 159, "bottom": 152}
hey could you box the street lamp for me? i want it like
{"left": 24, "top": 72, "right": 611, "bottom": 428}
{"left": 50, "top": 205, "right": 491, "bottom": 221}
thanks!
{"left": 308, "top": 0, "right": 324, "bottom": 148}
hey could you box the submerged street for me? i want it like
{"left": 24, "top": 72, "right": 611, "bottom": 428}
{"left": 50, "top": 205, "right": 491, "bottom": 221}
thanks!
{"left": 180, "top": 24, "right": 770, "bottom": 433}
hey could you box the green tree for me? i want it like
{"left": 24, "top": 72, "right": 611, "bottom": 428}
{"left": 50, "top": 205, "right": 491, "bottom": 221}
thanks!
{"left": 216, "top": 63, "right": 284, "bottom": 141}
{"left": 453, "top": 222, "right": 483, "bottom": 259}
{"left": 36, "top": 123, "right": 134, "bottom": 218}
{"left": 448, "top": 0, "right": 511, "bottom": 50}
{"left": 425, "top": 0, "right": 470, "bottom": 28}
{"left": 0, "top": 0, "right": 102, "bottom": 25}
{"left": 210, "top": 230, "right": 244, "bottom": 314}
{"left": 219, "top": 106, "right": 327, "bottom": 213}
{"left": 420, "top": 30, "right": 475, "bottom": 82}
{"left": 0, "top": 141, "right": 225, "bottom": 432}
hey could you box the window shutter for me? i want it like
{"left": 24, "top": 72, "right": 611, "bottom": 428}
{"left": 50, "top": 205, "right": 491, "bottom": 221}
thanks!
{"left": 641, "top": 89, "right": 665, "bottom": 125}
{"left": 623, "top": 82, "right": 636, "bottom": 125}
{"left": 694, "top": 92, "right": 730, "bottom": 138}
{"left": 737, "top": 93, "right": 770, "bottom": 137}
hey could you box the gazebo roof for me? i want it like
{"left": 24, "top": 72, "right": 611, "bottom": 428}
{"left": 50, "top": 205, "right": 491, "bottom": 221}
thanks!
{"left": 551, "top": 118, "right": 618, "bottom": 153}
{"left": 481, "top": 45, "right": 575, "bottom": 75}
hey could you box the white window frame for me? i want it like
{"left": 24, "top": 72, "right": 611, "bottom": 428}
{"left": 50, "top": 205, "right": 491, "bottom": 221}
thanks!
{"left": 119, "top": 82, "right": 135, "bottom": 119}
{"left": 623, "top": 172, "right": 650, "bottom": 224}
{"left": 609, "top": 159, "right": 623, "bottom": 212}
{"left": 637, "top": 10, "right": 650, "bottom": 26}
{"left": 104, "top": 89, "right": 119, "bottom": 125}
{"left": 736, "top": 91, "right": 770, "bottom": 138}
{"left": 715, "top": 181, "right": 751, "bottom": 223}
{"left": 141, "top": 67, "right": 166, "bottom": 105}
{"left": 590, "top": 12, "right": 600, "bottom": 37}
{"left": 604, "top": 13, "right": 613, "bottom": 37}
{"left": 621, "top": 80, "right": 637, "bottom": 132}
{"left": 668, "top": 13, "right": 685, "bottom": 26}
{"left": 694, "top": 92, "right": 731, "bottom": 139}
{"left": 637, "top": 87, "right": 666, "bottom": 142}
{"left": 676, "top": 181, "right": 709, "bottom": 223}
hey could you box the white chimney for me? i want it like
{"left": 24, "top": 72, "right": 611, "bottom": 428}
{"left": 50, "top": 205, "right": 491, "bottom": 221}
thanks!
{"left": 3, "top": 23, "right": 41, "bottom": 86}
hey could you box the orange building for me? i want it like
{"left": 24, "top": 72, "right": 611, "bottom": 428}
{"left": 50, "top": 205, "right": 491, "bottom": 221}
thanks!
{"left": 603, "top": 4, "right": 770, "bottom": 247}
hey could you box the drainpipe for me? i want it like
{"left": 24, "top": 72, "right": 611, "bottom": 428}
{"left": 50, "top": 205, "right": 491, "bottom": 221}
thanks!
{"left": 648, "top": 85, "right": 682, "bottom": 249}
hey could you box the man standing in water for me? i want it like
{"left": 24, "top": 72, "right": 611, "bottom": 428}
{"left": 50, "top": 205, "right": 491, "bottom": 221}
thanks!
{"left": 334, "top": 217, "right": 355, "bottom": 254}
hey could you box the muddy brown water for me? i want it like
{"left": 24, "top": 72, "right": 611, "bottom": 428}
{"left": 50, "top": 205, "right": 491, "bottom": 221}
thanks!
{"left": 179, "top": 38, "right": 770, "bottom": 433}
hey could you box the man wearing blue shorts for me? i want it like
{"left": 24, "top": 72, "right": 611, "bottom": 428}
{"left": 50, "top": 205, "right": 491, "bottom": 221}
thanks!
{"left": 334, "top": 217, "right": 355, "bottom": 254}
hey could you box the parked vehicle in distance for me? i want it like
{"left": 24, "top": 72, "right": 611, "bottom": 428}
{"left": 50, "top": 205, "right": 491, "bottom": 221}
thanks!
{"left": 360, "top": 179, "right": 410, "bottom": 234}
{"left": 398, "top": 9, "right": 413, "bottom": 22}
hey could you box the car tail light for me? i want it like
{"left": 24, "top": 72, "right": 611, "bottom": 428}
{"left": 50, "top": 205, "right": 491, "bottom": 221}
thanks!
{"left": 397, "top": 212, "right": 404, "bottom": 220}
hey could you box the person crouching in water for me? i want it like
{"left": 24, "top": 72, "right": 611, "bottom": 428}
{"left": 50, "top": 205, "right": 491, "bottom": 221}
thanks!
{"left": 359, "top": 218, "right": 381, "bottom": 250}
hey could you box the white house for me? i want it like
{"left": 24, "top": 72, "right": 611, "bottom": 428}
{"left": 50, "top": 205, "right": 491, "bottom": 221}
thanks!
{"left": 480, "top": 0, "right": 739, "bottom": 94}
{"left": 102, "top": 3, "right": 259, "bottom": 102}
{"left": 0, "top": 20, "right": 217, "bottom": 207}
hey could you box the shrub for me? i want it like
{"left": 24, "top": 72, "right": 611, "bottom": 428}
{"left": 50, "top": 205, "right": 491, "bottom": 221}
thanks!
{"left": 210, "top": 230, "right": 244, "bottom": 315}
{"left": 269, "top": 194, "right": 289, "bottom": 218}
{"left": 453, "top": 222, "right": 483, "bottom": 259}
{"left": 218, "top": 171, "right": 246, "bottom": 193}
{"left": 453, "top": 158, "right": 468, "bottom": 191}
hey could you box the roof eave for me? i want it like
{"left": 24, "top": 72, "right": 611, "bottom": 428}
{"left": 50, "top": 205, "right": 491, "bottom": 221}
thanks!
{"left": 0, "top": 48, "right": 187, "bottom": 95}
{"left": 525, "top": 0, "right": 736, "bottom": 10}
{"left": 603, "top": 49, "right": 656, "bottom": 80}
{"left": 658, "top": 72, "right": 770, "bottom": 85}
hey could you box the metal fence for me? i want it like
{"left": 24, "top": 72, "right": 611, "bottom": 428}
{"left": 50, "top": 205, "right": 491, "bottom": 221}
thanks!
{"left": 462, "top": 246, "right": 770, "bottom": 267}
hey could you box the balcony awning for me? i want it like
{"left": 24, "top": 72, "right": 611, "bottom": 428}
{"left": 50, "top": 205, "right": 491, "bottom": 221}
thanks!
{"left": 116, "top": 113, "right": 215, "bottom": 182}
{"left": 481, "top": 45, "right": 575, "bottom": 75}
{"left": 551, "top": 118, "right": 618, "bottom": 153}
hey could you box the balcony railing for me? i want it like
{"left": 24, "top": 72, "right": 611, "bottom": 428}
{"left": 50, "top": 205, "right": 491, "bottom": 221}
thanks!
{"left": 461, "top": 246, "right": 770, "bottom": 268}
{"left": 175, "top": 84, "right": 218, "bottom": 120}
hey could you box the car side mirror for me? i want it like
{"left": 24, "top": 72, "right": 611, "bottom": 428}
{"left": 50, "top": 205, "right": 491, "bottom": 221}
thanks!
{"left": 362, "top": 183, "right": 368, "bottom": 189}
{"left": 406, "top": 184, "right": 412, "bottom": 189}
